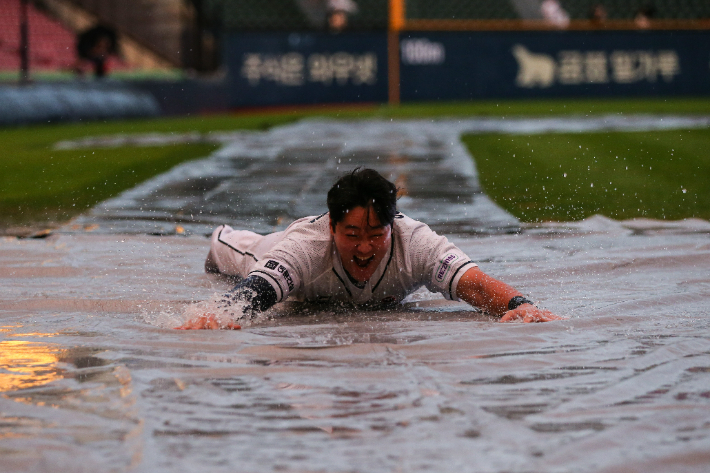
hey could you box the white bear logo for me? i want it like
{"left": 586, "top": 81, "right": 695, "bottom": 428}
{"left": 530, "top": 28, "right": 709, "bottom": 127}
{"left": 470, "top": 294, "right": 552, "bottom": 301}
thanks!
{"left": 512, "top": 44, "right": 556, "bottom": 88}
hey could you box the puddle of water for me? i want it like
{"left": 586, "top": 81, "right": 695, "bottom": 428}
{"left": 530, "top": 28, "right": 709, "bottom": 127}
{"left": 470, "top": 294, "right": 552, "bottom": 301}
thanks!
{"left": 0, "top": 339, "right": 142, "bottom": 472}
{"left": 0, "top": 341, "right": 62, "bottom": 392}
{"left": 2, "top": 225, "right": 709, "bottom": 473}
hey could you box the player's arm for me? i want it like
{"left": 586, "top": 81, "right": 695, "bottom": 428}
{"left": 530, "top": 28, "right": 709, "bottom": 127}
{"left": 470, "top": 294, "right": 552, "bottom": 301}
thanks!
{"left": 175, "top": 274, "right": 278, "bottom": 330}
{"left": 455, "top": 266, "right": 562, "bottom": 323}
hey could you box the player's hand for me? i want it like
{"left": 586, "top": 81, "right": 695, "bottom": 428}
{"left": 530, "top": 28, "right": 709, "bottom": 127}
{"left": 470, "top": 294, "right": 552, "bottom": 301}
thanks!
{"left": 499, "top": 304, "right": 563, "bottom": 323}
{"left": 175, "top": 313, "right": 241, "bottom": 330}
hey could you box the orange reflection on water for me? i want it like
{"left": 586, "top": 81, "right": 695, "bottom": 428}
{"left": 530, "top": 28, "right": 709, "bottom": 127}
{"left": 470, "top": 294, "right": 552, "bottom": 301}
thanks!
{"left": 0, "top": 341, "right": 61, "bottom": 392}
{"left": 10, "top": 332, "right": 58, "bottom": 338}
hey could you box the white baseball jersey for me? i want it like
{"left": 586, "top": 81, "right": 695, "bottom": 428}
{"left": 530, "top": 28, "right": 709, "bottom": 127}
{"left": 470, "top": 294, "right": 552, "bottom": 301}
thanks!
{"left": 208, "top": 213, "right": 477, "bottom": 307}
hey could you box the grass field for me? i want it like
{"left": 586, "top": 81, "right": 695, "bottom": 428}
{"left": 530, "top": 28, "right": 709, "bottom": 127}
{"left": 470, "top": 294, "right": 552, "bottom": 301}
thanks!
{"left": 2, "top": 97, "right": 709, "bottom": 231}
{"left": 465, "top": 128, "right": 710, "bottom": 222}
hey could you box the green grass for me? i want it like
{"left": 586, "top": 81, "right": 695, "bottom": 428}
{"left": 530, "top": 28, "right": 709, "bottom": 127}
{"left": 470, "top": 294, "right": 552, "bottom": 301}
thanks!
{"left": 0, "top": 68, "right": 186, "bottom": 82}
{"left": 374, "top": 97, "right": 710, "bottom": 118}
{"left": 0, "top": 114, "right": 305, "bottom": 228}
{"left": 1, "top": 143, "right": 218, "bottom": 226}
{"left": 464, "top": 129, "right": 710, "bottom": 222}
{"left": 2, "top": 97, "right": 710, "bottom": 229}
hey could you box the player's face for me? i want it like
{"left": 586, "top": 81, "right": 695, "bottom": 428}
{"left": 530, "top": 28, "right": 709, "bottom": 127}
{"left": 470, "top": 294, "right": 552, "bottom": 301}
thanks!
{"left": 330, "top": 206, "right": 392, "bottom": 283}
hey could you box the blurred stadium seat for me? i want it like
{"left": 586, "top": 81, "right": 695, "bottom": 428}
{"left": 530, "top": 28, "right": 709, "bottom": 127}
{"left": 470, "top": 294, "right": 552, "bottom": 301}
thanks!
{"left": 0, "top": 0, "right": 75, "bottom": 72}
{"left": 62, "top": 0, "right": 185, "bottom": 68}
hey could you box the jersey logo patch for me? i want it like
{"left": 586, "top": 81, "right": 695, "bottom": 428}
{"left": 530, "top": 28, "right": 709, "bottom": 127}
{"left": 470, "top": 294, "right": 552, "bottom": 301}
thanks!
{"left": 435, "top": 253, "right": 460, "bottom": 283}
{"left": 265, "top": 260, "right": 279, "bottom": 270}
{"left": 277, "top": 264, "right": 295, "bottom": 291}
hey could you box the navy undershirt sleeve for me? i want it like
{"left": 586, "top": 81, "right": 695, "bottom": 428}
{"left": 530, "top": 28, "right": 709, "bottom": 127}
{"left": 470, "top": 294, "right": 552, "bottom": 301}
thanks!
{"left": 229, "top": 274, "right": 278, "bottom": 313}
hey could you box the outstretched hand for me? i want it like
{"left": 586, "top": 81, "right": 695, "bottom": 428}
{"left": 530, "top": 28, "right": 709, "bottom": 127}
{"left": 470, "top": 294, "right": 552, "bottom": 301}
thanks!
{"left": 175, "top": 313, "right": 241, "bottom": 330}
{"left": 499, "top": 304, "right": 563, "bottom": 323}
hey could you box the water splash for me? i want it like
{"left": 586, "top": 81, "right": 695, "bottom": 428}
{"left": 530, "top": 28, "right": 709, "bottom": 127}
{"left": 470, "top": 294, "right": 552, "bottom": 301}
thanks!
{"left": 141, "top": 290, "right": 264, "bottom": 329}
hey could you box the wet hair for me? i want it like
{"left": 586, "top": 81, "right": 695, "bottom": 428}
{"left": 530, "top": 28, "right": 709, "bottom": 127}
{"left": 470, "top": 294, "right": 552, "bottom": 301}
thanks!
{"left": 327, "top": 168, "right": 397, "bottom": 229}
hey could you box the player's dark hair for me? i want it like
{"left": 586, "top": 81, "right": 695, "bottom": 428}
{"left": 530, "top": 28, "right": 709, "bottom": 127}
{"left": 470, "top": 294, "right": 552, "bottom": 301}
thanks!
{"left": 327, "top": 168, "right": 397, "bottom": 229}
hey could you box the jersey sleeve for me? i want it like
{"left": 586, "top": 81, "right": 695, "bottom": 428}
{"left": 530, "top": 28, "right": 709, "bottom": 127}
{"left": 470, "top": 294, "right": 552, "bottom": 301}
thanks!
{"left": 247, "top": 256, "right": 301, "bottom": 304}
{"left": 246, "top": 215, "right": 332, "bottom": 303}
{"left": 408, "top": 222, "right": 477, "bottom": 301}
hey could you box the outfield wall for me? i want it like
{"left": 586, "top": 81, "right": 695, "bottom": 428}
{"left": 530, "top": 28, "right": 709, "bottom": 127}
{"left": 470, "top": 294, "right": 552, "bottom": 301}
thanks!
{"left": 2, "top": 29, "right": 709, "bottom": 125}
{"left": 223, "top": 32, "right": 388, "bottom": 107}
{"left": 224, "top": 30, "right": 710, "bottom": 106}
{"left": 399, "top": 30, "right": 710, "bottom": 100}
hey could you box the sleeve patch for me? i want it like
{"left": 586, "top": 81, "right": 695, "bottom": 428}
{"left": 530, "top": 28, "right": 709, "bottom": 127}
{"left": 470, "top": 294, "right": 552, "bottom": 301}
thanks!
{"left": 276, "top": 264, "right": 295, "bottom": 291}
{"left": 435, "top": 253, "right": 461, "bottom": 283}
{"left": 265, "top": 259, "right": 279, "bottom": 270}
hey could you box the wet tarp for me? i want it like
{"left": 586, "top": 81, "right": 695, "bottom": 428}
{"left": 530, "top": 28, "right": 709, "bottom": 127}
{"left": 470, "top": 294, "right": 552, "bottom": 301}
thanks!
{"left": 0, "top": 82, "right": 160, "bottom": 126}
{"left": 1, "top": 217, "right": 709, "bottom": 472}
{"left": 59, "top": 115, "right": 710, "bottom": 236}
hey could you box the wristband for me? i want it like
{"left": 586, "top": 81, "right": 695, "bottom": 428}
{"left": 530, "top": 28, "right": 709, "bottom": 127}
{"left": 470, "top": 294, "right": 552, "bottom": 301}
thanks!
{"left": 508, "top": 296, "right": 534, "bottom": 311}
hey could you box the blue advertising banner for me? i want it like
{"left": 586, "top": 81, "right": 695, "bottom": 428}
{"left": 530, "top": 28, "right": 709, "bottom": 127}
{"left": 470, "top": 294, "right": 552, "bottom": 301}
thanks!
{"left": 224, "top": 32, "right": 388, "bottom": 107}
{"left": 399, "top": 31, "right": 710, "bottom": 101}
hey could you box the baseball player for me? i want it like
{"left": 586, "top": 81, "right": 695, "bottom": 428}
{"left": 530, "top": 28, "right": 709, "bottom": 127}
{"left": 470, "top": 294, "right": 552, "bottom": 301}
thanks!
{"left": 178, "top": 168, "right": 561, "bottom": 329}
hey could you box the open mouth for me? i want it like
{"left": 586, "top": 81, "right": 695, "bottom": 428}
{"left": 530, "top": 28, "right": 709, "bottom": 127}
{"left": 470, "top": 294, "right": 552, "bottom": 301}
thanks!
{"left": 353, "top": 255, "right": 374, "bottom": 268}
